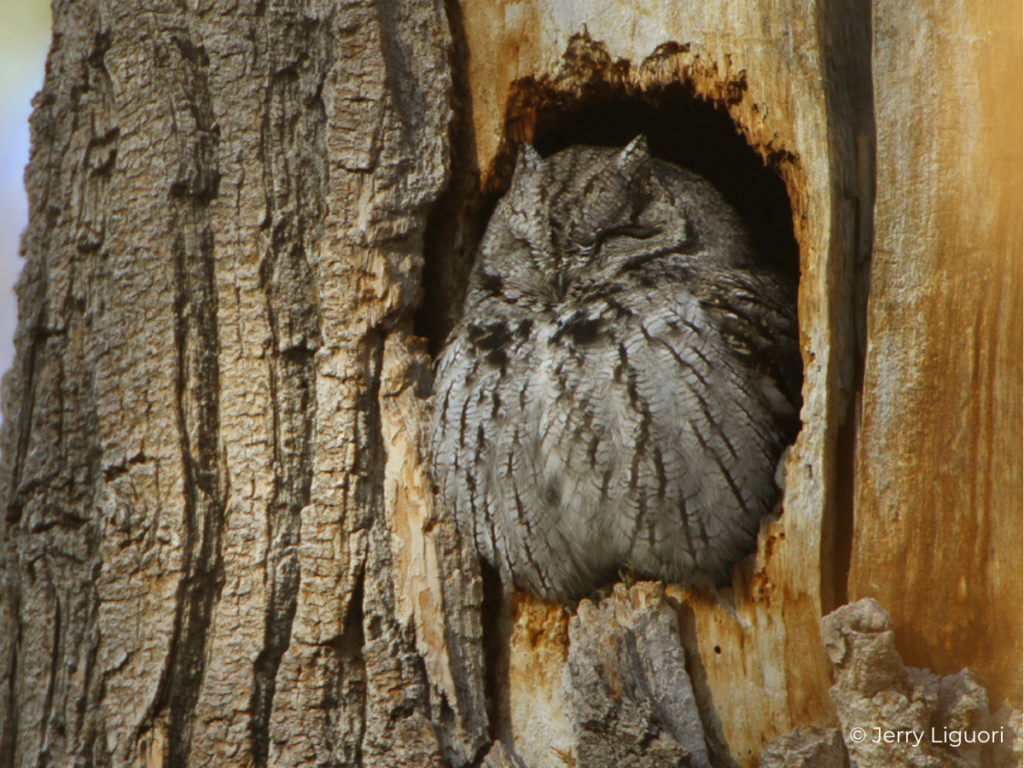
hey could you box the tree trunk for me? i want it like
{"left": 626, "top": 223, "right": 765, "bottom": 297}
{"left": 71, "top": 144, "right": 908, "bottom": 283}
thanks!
{"left": 0, "top": 1, "right": 1018, "bottom": 768}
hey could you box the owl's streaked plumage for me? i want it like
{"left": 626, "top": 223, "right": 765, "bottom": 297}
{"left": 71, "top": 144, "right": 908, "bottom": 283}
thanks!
{"left": 430, "top": 138, "right": 801, "bottom": 603}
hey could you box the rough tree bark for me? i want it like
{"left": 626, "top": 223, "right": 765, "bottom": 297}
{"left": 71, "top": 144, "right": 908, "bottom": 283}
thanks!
{"left": 0, "top": 1, "right": 1019, "bottom": 767}
{"left": 0, "top": 1, "right": 484, "bottom": 766}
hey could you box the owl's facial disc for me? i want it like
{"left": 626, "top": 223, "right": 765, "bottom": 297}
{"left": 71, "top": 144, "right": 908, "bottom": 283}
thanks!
{"left": 498, "top": 140, "right": 696, "bottom": 301}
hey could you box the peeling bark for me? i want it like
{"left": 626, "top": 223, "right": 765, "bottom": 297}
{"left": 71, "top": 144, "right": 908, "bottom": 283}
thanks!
{"left": 565, "top": 584, "right": 711, "bottom": 768}
{"left": 821, "top": 599, "right": 1020, "bottom": 768}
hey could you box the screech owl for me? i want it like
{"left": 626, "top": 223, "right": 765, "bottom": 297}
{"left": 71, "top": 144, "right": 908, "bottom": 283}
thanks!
{"left": 430, "top": 137, "right": 801, "bottom": 604}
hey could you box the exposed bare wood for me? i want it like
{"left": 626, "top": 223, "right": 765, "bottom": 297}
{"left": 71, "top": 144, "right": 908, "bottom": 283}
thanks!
{"left": 849, "top": 0, "right": 1023, "bottom": 707}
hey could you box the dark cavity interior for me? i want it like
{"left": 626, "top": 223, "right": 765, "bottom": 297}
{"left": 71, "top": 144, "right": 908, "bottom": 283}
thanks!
{"left": 418, "top": 84, "right": 800, "bottom": 350}
{"left": 530, "top": 91, "right": 800, "bottom": 279}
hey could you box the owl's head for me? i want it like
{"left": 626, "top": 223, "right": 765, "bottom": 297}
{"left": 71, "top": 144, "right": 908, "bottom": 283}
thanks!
{"left": 468, "top": 136, "right": 754, "bottom": 308}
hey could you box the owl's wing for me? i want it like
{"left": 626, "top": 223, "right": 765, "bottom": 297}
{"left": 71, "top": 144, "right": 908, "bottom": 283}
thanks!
{"left": 691, "top": 267, "right": 802, "bottom": 438}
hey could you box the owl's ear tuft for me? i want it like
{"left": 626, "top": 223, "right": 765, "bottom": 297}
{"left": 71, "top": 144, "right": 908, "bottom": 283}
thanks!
{"left": 514, "top": 144, "right": 543, "bottom": 181}
{"left": 616, "top": 135, "right": 651, "bottom": 171}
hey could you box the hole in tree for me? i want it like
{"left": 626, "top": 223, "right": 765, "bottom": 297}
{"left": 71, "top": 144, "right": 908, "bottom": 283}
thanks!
{"left": 527, "top": 88, "right": 799, "bottom": 280}
{"left": 418, "top": 83, "right": 801, "bottom": 353}
{"left": 421, "top": 79, "right": 805, "bottom": 487}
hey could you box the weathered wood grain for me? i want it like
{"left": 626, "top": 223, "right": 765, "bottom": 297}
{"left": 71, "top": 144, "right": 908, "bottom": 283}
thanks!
{"left": 850, "top": 0, "right": 1022, "bottom": 707}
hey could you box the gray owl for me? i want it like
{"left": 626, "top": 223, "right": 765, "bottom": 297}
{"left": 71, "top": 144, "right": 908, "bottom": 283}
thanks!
{"left": 430, "top": 137, "right": 800, "bottom": 604}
